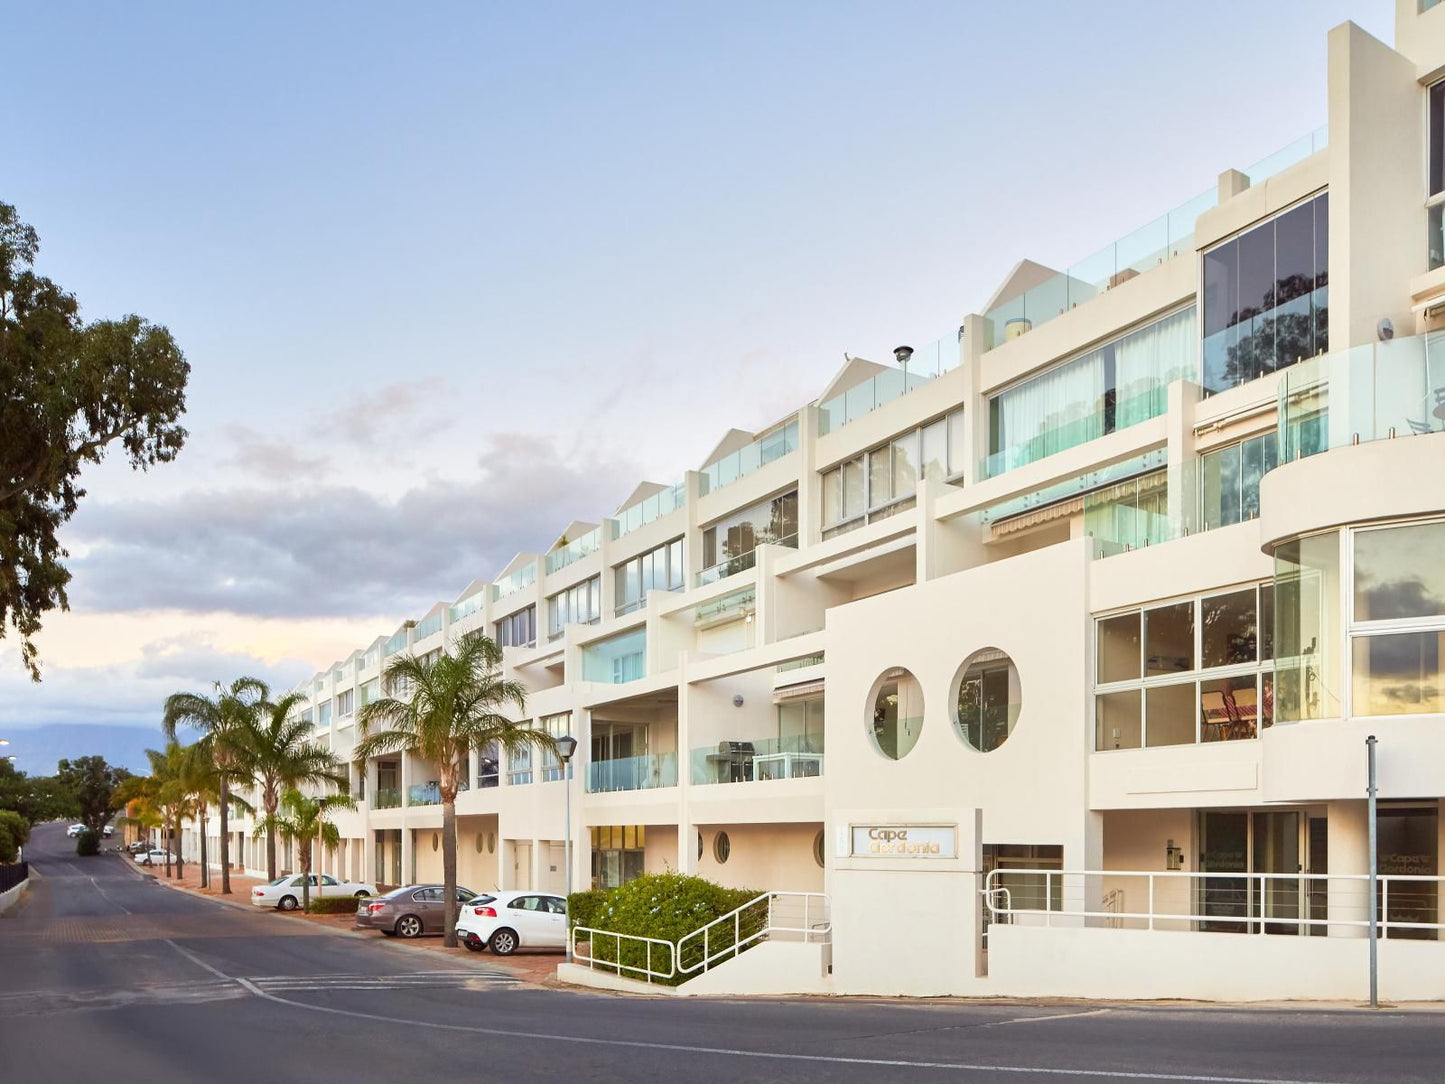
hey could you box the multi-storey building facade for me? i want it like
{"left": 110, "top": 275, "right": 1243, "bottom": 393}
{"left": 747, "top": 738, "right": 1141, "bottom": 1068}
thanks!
{"left": 181, "top": 4, "right": 1445, "bottom": 998}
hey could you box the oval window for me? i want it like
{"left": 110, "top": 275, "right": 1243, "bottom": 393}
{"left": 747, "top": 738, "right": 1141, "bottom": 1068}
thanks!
{"left": 954, "top": 648, "right": 1021, "bottom": 752}
{"left": 487, "top": 832, "right": 496, "bottom": 854}
{"left": 713, "top": 831, "right": 731, "bottom": 864}
{"left": 812, "top": 830, "right": 825, "bottom": 869}
{"left": 432, "top": 832, "right": 440, "bottom": 852}
{"left": 869, "top": 668, "right": 924, "bottom": 760}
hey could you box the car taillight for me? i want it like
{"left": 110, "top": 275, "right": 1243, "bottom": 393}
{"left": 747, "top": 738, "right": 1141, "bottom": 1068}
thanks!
{"left": 472, "top": 905, "right": 496, "bottom": 917}
{"left": 368, "top": 903, "right": 385, "bottom": 913}
{"left": 253, "top": 890, "right": 263, "bottom": 896}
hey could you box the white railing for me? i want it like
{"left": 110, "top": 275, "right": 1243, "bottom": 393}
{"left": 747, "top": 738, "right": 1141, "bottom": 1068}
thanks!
{"left": 570, "top": 891, "right": 831, "bottom": 984}
{"left": 570, "top": 927, "right": 678, "bottom": 983}
{"left": 984, "top": 868, "right": 1445, "bottom": 936}
{"left": 677, "top": 891, "right": 831, "bottom": 976}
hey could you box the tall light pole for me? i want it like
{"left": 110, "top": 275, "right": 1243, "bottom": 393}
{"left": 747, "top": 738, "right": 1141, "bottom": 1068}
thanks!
{"left": 1366, "top": 734, "right": 1379, "bottom": 1009}
{"left": 556, "top": 734, "right": 578, "bottom": 962}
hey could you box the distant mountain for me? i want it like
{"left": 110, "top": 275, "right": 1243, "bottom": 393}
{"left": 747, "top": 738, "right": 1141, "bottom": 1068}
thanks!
{"left": 3, "top": 724, "right": 166, "bottom": 776}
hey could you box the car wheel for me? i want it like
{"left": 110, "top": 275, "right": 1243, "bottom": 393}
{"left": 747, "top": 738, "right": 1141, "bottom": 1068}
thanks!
{"left": 278, "top": 895, "right": 299, "bottom": 912}
{"left": 489, "top": 928, "right": 519, "bottom": 956}
{"left": 462, "top": 939, "right": 482, "bottom": 952}
{"left": 354, "top": 890, "right": 369, "bottom": 898}
{"left": 395, "top": 914, "right": 424, "bottom": 939}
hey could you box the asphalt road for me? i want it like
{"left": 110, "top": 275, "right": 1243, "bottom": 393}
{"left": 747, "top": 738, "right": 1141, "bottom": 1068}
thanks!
{"left": 2, "top": 822, "right": 1443, "bottom": 1083}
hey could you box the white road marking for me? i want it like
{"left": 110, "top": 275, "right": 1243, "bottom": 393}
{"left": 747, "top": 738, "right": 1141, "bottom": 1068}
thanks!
{"left": 89, "top": 877, "right": 131, "bottom": 916}
{"left": 994, "top": 1008, "right": 1114, "bottom": 1026}
{"left": 163, "top": 939, "right": 233, "bottom": 982}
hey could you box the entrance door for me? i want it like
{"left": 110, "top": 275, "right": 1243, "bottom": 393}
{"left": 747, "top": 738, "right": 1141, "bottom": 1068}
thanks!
{"left": 1378, "top": 806, "right": 1439, "bottom": 940}
{"left": 513, "top": 842, "right": 533, "bottom": 890}
{"left": 1252, "top": 811, "right": 1301, "bottom": 934}
{"left": 1199, "top": 811, "right": 1314, "bottom": 934}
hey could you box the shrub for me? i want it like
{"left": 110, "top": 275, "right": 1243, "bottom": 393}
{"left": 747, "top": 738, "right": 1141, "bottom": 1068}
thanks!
{"left": 0, "top": 823, "right": 17, "bottom": 864}
{"left": 75, "top": 829, "right": 101, "bottom": 857}
{"left": 574, "top": 873, "right": 764, "bottom": 985}
{"left": 566, "top": 889, "right": 609, "bottom": 932}
{"left": 0, "top": 811, "right": 30, "bottom": 852}
{"left": 308, "top": 896, "right": 364, "bottom": 915}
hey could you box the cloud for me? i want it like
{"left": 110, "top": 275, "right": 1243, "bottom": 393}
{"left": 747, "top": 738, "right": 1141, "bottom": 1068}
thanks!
{"left": 223, "top": 424, "right": 333, "bottom": 480}
{"left": 324, "top": 376, "right": 453, "bottom": 449}
{"left": 61, "top": 432, "right": 641, "bottom": 620}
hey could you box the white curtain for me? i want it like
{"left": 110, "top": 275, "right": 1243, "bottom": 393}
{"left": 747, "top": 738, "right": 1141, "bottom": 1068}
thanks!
{"left": 1115, "top": 308, "right": 1197, "bottom": 428}
{"left": 997, "top": 350, "right": 1105, "bottom": 469}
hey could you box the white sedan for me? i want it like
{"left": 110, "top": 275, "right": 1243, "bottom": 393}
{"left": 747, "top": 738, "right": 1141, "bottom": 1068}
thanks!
{"left": 455, "top": 890, "right": 567, "bottom": 955}
{"left": 66, "top": 824, "right": 86, "bottom": 837}
{"left": 132, "top": 849, "right": 173, "bottom": 866}
{"left": 251, "top": 873, "right": 378, "bottom": 911}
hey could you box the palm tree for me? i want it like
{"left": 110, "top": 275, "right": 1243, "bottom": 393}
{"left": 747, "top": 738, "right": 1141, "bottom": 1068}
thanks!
{"left": 123, "top": 742, "right": 193, "bottom": 878}
{"left": 181, "top": 737, "right": 249, "bottom": 889}
{"left": 235, "top": 690, "right": 347, "bottom": 882}
{"left": 356, "top": 630, "right": 551, "bottom": 947}
{"left": 163, "top": 677, "right": 268, "bottom": 894}
{"left": 274, "top": 788, "right": 357, "bottom": 911}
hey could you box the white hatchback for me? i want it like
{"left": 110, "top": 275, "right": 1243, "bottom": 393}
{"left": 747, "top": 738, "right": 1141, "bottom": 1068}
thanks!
{"left": 250, "top": 873, "right": 378, "bottom": 911}
{"left": 132, "top": 849, "right": 173, "bottom": 866}
{"left": 455, "top": 890, "right": 567, "bottom": 955}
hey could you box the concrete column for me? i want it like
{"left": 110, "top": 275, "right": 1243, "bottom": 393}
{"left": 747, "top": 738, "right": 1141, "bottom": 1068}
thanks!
{"left": 1217, "top": 168, "right": 1250, "bottom": 203}
{"left": 796, "top": 405, "right": 821, "bottom": 547}
{"left": 530, "top": 837, "right": 544, "bottom": 890}
{"left": 1166, "top": 379, "right": 1203, "bottom": 535}
{"left": 1327, "top": 800, "right": 1370, "bottom": 938}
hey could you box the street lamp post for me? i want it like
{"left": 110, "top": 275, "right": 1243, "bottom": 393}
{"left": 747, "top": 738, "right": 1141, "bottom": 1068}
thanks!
{"left": 556, "top": 734, "right": 579, "bottom": 962}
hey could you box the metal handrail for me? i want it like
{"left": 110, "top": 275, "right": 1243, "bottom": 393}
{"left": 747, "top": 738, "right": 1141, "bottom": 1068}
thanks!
{"left": 982, "top": 868, "right": 1445, "bottom": 935}
{"left": 676, "top": 891, "right": 831, "bottom": 976}
{"left": 570, "top": 926, "right": 677, "bottom": 983}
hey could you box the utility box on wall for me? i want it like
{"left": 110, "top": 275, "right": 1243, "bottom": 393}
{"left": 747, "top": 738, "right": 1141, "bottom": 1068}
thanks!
{"left": 827, "top": 806, "right": 983, "bottom": 996}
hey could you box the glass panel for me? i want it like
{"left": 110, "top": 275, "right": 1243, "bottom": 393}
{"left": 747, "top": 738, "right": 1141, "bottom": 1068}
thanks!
{"left": 1353, "top": 521, "right": 1445, "bottom": 621}
{"left": 1200, "top": 674, "right": 1259, "bottom": 741}
{"left": 1274, "top": 532, "right": 1342, "bottom": 721}
{"left": 1199, "top": 442, "right": 1241, "bottom": 529}
{"left": 891, "top": 430, "right": 918, "bottom": 500}
{"left": 868, "top": 446, "right": 891, "bottom": 509}
{"left": 1095, "top": 690, "right": 1141, "bottom": 750}
{"left": 1145, "top": 602, "right": 1194, "bottom": 676}
{"left": 1145, "top": 682, "right": 1197, "bottom": 747}
{"left": 1432, "top": 80, "right": 1445, "bottom": 198}
{"left": 871, "top": 670, "right": 923, "bottom": 760}
{"left": 1202, "top": 589, "right": 1257, "bottom": 668}
{"left": 921, "top": 420, "right": 946, "bottom": 482}
{"left": 1352, "top": 631, "right": 1444, "bottom": 716}
{"left": 822, "top": 468, "right": 841, "bottom": 526}
{"left": 955, "top": 651, "right": 1021, "bottom": 752}
{"left": 842, "top": 459, "right": 865, "bottom": 519}
{"left": 1097, "top": 613, "right": 1142, "bottom": 683}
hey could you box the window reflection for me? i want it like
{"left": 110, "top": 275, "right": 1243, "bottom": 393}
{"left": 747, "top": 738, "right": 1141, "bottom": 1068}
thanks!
{"left": 1352, "top": 632, "right": 1444, "bottom": 716}
{"left": 1353, "top": 521, "right": 1445, "bottom": 621}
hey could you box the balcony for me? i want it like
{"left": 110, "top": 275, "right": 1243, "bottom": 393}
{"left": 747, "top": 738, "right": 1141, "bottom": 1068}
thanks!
{"left": 689, "top": 737, "right": 824, "bottom": 785}
{"left": 699, "top": 419, "right": 798, "bottom": 496}
{"left": 581, "top": 629, "right": 646, "bottom": 684}
{"left": 818, "top": 333, "right": 960, "bottom": 435}
{"left": 586, "top": 752, "right": 678, "bottom": 793}
{"left": 413, "top": 612, "right": 444, "bottom": 640}
{"left": 373, "top": 787, "right": 401, "bottom": 810}
{"left": 493, "top": 564, "right": 536, "bottom": 601}
{"left": 982, "top": 127, "right": 1326, "bottom": 349}
{"left": 695, "top": 534, "right": 797, "bottom": 588}
{"left": 448, "top": 594, "right": 483, "bottom": 623}
{"left": 546, "top": 527, "right": 601, "bottom": 574}
{"left": 612, "top": 483, "right": 685, "bottom": 539}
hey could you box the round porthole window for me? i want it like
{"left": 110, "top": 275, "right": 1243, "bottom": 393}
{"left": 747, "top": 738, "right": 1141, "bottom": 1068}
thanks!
{"left": 475, "top": 832, "right": 485, "bottom": 854}
{"left": 713, "top": 831, "right": 731, "bottom": 864}
{"left": 868, "top": 668, "right": 924, "bottom": 760}
{"left": 812, "top": 830, "right": 825, "bottom": 869}
{"left": 953, "top": 648, "right": 1022, "bottom": 752}
{"left": 697, "top": 830, "right": 704, "bottom": 861}
{"left": 432, "top": 832, "right": 439, "bottom": 852}
{"left": 487, "top": 832, "right": 496, "bottom": 854}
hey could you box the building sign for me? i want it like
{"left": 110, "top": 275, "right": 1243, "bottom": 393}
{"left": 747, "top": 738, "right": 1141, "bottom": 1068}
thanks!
{"left": 850, "top": 824, "right": 956, "bottom": 859}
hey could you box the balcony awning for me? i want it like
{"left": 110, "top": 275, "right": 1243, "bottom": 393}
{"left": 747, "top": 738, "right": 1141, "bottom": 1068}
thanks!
{"left": 773, "top": 679, "right": 824, "bottom": 704}
{"left": 989, "top": 495, "right": 1084, "bottom": 537}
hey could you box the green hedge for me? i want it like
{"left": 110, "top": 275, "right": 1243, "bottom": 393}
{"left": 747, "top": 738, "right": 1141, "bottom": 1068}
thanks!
{"left": 75, "top": 829, "right": 100, "bottom": 857}
{"left": 308, "top": 896, "right": 363, "bottom": 914}
{"left": 568, "top": 873, "right": 764, "bottom": 986}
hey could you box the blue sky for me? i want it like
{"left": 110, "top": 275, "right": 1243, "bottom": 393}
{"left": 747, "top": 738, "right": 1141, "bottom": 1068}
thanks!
{"left": 0, "top": 0, "right": 1393, "bottom": 747}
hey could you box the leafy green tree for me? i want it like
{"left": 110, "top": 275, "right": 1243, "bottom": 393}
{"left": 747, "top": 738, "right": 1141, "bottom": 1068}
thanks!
{"left": 0, "top": 200, "right": 189, "bottom": 680}
{"left": 164, "top": 678, "right": 268, "bottom": 894}
{"left": 0, "top": 809, "right": 29, "bottom": 862}
{"left": 55, "top": 755, "right": 131, "bottom": 837}
{"left": 0, "top": 758, "right": 76, "bottom": 824}
{"left": 235, "top": 691, "right": 346, "bottom": 882}
{"left": 356, "top": 631, "right": 550, "bottom": 947}
{"left": 274, "top": 788, "right": 356, "bottom": 911}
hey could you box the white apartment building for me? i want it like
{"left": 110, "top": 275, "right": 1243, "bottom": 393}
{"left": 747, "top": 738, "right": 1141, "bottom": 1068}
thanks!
{"left": 184, "top": 3, "right": 1445, "bottom": 1000}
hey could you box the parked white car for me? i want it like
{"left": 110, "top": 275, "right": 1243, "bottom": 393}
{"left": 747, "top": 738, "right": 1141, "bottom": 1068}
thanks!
{"left": 66, "top": 824, "right": 85, "bottom": 837}
{"left": 133, "top": 849, "right": 173, "bottom": 866}
{"left": 251, "top": 873, "right": 378, "bottom": 911}
{"left": 455, "top": 890, "right": 567, "bottom": 955}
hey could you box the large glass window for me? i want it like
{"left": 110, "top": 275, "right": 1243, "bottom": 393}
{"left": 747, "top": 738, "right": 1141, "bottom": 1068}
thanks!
{"left": 1095, "top": 584, "right": 1273, "bottom": 750}
{"left": 869, "top": 668, "right": 923, "bottom": 760}
{"left": 547, "top": 576, "right": 601, "bottom": 639}
{"left": 1202, "top": 192, "right": 1328, "bottom": 395}
{"left": 822, "top": 409, "right": 966, "bottom": 537}
{"left": 986, "top": 307, "right": 1196, "bottom": 476}
{"left": 494, "top": 606, "right": 536, "bottom": 650}
{"left": 613, "top": 539, "right": 684, "bottom": 616}
{"left": 699, "top": 491, "right": 797, "bottom": 584}
{"left": 1083, "top": 469, "right": 1169, "bottom": 553}
{"left": 581, "top": 629, "right": 646, "bottom": 684}
{"left": 1349, "top": 520, "right": 1445, "bottom": 717}
{"left": 1199, "top": 431, "right": 1278, "bottom": 530}
{"left": 954, "top": 649, "right": 1022, "bottom": 753}
{"left": 1430, "top": 80, "right": 1445, "bottom": 269}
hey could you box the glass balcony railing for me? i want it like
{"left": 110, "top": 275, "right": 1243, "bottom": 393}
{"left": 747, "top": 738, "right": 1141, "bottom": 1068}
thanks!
{"left": 778, "top": 652, "right": 824, "bottom": 672}
{"left": 448, "top": 594, "right": 483, "bottom": 624}
{"left": 818, "top": 333, "right": 962, "bottom": 435}
{"left": 695, "top": 534, "right": 797, "bottom": 588}
{"left": 493, "top": 564, "right": 536, "bottom": 601}
{"left": 1280, "top": 330, "right": 1445, "bottom": 460}
{"left": 546, "top": 527, "right": 602, "bottom": 574}
{"left": 689, "top": 737, "right": 824, "bottom": 785}
{"left": 413, "top": 613, "right": 444, "bottom": 640}
{"left": 612, "top": 482, "right": 685, "bottom": 539}
{"left": 982, "top": 128, "right": 1326, "bottom": 349}
{"left": 373, "top": 787, "right": 401, "bottom": 810}
{"left": 407, "top": 782, "right": 441, "bottom": 806}
{"left": 699, "top": 419, "right": 799, "bottom": 495}
{"left": 586, "top": 752, "right": 678, "bottom": 793}
{"left": 384, "top": 630, "right": 410, "bottom": 657}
